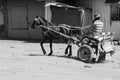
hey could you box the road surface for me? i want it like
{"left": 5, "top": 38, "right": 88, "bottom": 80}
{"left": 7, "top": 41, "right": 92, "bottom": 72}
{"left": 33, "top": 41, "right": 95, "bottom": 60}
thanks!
{"left": 0, "top": 39, "right": 120, "bottom": 80}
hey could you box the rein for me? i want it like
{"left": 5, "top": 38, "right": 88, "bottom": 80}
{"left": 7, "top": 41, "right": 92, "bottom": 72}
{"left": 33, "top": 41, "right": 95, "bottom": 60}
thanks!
{"left": 34, "top": 16, "right": 92, "bottom": 42}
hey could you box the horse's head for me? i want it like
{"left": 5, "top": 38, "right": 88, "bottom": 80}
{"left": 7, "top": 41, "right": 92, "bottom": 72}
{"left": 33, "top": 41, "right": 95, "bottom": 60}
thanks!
{"left": 31, "top": 16, "right": 53, "bottom": 29}
{"left": 31, "top": 16, "right": 42, "bottom": 29}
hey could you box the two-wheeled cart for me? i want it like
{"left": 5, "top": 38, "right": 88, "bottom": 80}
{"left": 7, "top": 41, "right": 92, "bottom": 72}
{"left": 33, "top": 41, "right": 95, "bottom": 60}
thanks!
{"left": 37, "top": 24, "right": 115, "bottom": 63}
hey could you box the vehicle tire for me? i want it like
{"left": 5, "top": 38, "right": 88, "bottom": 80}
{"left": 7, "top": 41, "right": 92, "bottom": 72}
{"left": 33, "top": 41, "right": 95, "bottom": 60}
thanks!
{"left": 77, "top": 45, "right": 94, "bottom": 63}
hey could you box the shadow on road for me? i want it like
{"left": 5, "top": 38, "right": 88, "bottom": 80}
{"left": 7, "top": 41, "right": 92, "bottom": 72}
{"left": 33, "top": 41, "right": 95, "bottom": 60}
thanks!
{"left": 27, "top": 54, "right": 45, "bottom": 56}
{"left": 27, "top": 53, "right": 80, "bottom": 61}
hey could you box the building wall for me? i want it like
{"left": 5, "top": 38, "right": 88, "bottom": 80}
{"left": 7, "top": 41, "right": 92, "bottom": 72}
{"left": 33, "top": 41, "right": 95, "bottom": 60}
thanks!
{"left": 6, "top": 0, "right": 120, "bottom": 40}
{"left": 76, "top": 0, "right": 92, "bottom": 9}
{"left": 91, "top": 0, "right": 120, "bottom": 40}
{"left": 51, "top": 6, "right": 83, "bottom": 26}
{"left": 77, "top": 0, "right": 110, "bottom": 29}
{"left": 0, "top": 11, "right": 4, "bottom": 25}
{"left": 77, "top": 0, "right": 120, "bottom": 40}
{"left": 0, "top": 1, "right": 4, "bottom": 25}
{"left": 7, "top": 0, "right": 45, "bottom": 39}
{"left": 76, "top": 0, "right": 93, "bottom": 26}
{"left": 92, "top": 0, "right": 111, "bottom": 32}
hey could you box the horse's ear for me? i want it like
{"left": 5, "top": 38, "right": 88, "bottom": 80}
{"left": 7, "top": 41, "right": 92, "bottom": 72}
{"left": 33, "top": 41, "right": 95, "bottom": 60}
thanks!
{"left": 36, "top": 16, "right": 39, "bottom": 18}
{"left": 34, "top": 16, "right": 39, "bottom": 21}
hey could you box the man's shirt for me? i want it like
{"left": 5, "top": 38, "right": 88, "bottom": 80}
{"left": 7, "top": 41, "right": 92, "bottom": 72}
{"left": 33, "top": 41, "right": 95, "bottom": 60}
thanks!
{"left": 91, "top": 20, "right": 104, "bottom": 36}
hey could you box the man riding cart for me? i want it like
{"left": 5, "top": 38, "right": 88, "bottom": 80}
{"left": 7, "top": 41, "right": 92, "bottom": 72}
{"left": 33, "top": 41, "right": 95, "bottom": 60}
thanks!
{"left": 77, "top": 13, "right": 115, "bottom": 63}
{"left": 31, "top": 2, "right": 115, "bottom": 63}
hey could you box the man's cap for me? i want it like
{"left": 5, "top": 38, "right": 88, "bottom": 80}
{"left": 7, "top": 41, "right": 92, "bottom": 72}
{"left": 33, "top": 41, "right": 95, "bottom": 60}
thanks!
{"left": 94, "top": 14, "right": 100, "bottom": 18}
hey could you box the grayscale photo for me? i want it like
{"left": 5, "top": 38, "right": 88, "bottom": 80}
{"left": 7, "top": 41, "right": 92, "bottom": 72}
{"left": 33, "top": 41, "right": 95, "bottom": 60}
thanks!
{"left": 0, "top": 0, "right": 120, "bottom": 80}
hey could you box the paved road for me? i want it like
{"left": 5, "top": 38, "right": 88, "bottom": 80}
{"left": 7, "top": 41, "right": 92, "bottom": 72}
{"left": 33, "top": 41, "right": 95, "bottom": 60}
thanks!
{"left": 0, "top": 40, "right": 120, "bottom": 80}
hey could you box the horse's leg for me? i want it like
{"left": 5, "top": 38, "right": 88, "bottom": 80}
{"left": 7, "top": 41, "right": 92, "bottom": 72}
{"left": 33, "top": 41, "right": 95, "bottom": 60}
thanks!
{"left": 65, "top": 39, "right": 72, "bottom": 57}
{"left": 65, "top": 39, "right": 70, "bottom": 55}
{"left": 48, "top": 39, "right": 53, "bottom": 56}
{"left": 40, "top": 37, "right": 48, "bottom": 55}
{"left": 67, "top": 45, "right": 72, "bottom": 57}
{"left": 65, "top": 45, "right": 69, "bottom": 55}
{"left": 65, "top": 44, "right": 72, "bottom": 57}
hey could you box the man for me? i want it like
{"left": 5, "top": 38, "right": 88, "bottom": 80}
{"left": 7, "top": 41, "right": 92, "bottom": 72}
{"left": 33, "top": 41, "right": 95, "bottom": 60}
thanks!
{"left": 91, "top": 14, "right": 104, "bottom": 62}
{"left": 91, "top": 14, "right": 104, "bottom": 39}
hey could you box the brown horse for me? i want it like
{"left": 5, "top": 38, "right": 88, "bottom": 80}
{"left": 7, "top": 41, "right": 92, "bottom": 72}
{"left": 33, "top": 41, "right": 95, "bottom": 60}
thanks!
{"left": 31, "top": 16, "right": 82, "bottom": 57}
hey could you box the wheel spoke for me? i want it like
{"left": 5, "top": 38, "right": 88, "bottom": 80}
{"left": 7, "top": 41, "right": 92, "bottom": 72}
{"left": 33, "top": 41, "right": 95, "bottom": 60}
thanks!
{"left": 77, "top": 45, "right": 94, "bottom": 63}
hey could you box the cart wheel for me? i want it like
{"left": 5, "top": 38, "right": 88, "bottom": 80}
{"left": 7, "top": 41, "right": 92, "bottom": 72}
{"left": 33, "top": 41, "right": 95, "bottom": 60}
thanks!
{"left": 77, "top": 45, "right": 94, "bottom": 63}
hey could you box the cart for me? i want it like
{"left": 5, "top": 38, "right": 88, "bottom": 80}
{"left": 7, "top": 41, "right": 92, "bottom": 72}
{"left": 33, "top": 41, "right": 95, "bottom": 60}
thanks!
{"left": 33, "top": 2, "right": 115, "bottom": 63}
{"left": 36, "top": 23, "right": 115, "bottom": 63}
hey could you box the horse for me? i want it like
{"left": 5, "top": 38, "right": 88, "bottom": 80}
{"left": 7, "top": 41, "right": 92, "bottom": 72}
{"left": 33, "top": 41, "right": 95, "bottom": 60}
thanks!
{"left": 31, "top": 16, "right": 81, "bottom": 57}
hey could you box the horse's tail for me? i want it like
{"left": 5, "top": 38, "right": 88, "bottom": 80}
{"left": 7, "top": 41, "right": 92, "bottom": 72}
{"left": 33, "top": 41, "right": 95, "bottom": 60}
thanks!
{"left": 58, "top": 24, "right": 70, "bottom": 36}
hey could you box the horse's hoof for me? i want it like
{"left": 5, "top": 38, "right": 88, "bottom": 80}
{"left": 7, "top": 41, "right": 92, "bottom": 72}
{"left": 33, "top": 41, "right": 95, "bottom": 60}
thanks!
{"left": 43, "top": 51, "right": 46, "bottom": 55}
{"left": 48, "top": 53, "right": 52, "bottom": 56}
{"left": 68, "top": 53, "right": 72, "bottom": 57}
{"left": 43, "top": 52, "right": 46, "bottom": 55}
{"left": 65, "top": 52, "right": 69, "bottom": 56}
{"left": 43, "top": 53, "right": 46, "bottom": 55}
{"left": 65, "top": 54, "right": 72, "bottom": 58}
{"left": 65, "top": 51, "right": 68, "bottom": 55}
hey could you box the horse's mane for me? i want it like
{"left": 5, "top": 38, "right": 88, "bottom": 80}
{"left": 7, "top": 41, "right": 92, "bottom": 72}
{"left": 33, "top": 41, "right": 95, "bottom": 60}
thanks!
{"left": 39, "top": 16, "right": 53, "bottom": 26}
